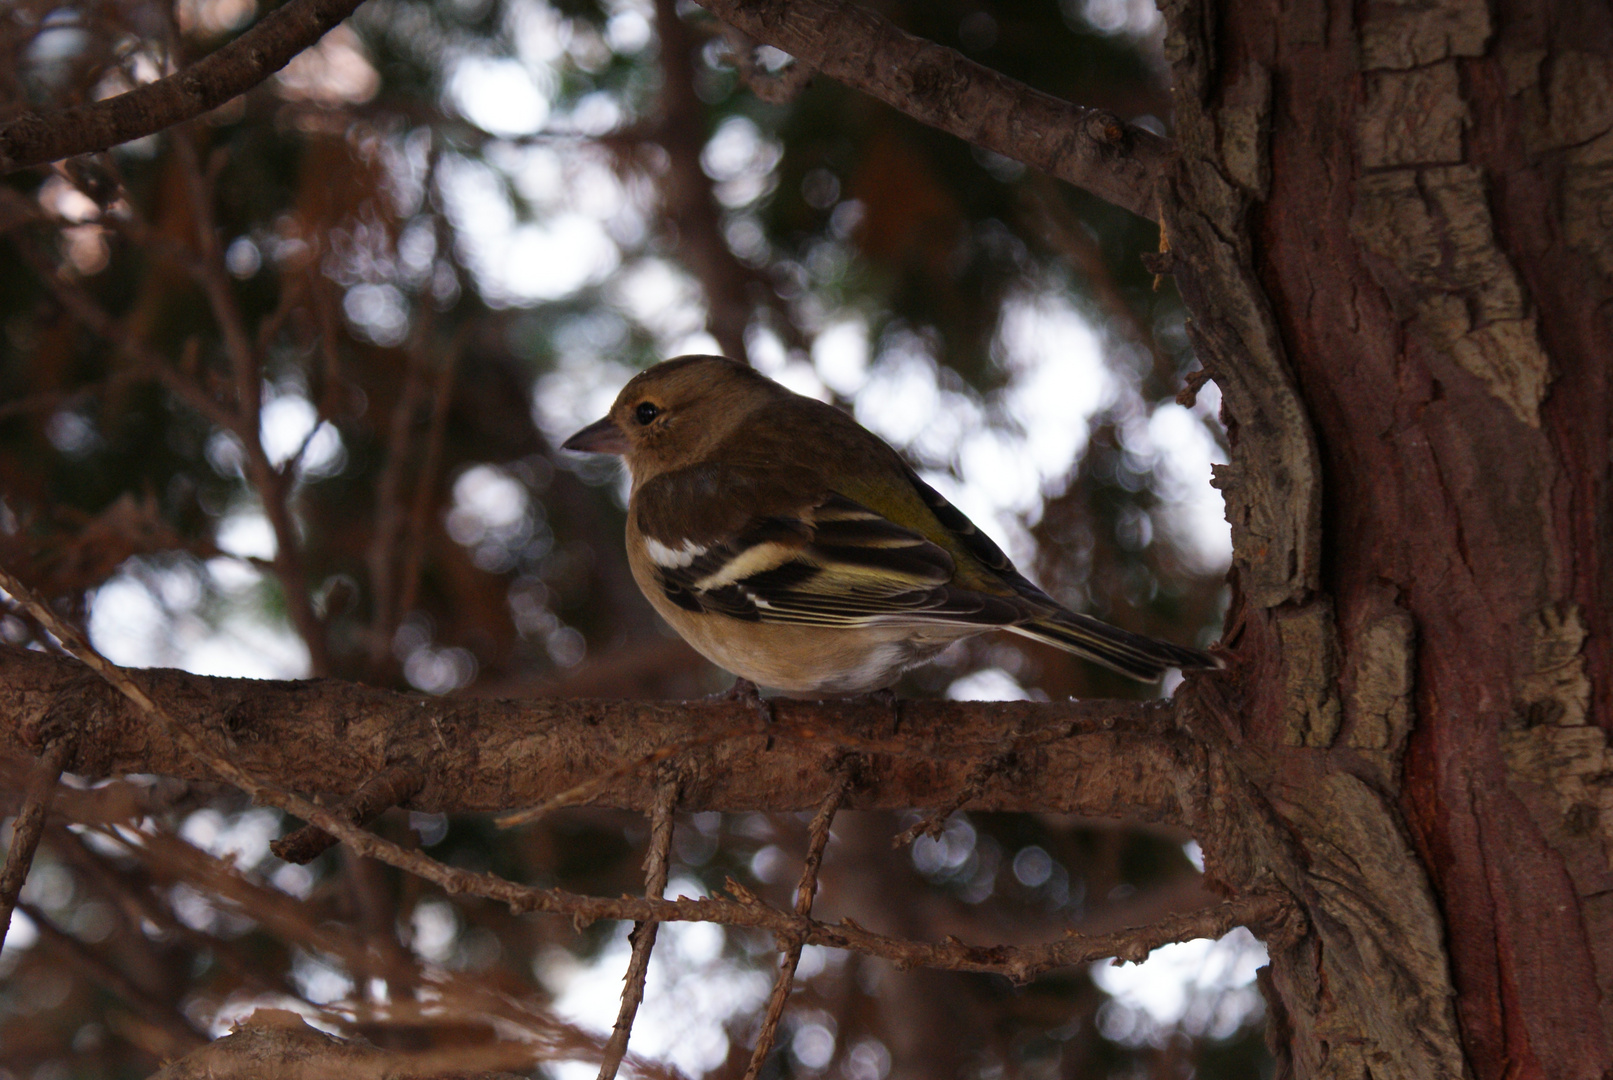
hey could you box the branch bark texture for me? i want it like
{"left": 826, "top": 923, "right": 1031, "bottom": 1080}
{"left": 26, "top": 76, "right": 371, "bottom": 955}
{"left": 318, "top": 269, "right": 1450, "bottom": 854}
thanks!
{"left": 694, "top": 0, "right": 1170, "bottom": 219}
{"left": 0, "top": 0, "right": 368, "bottom": 174}
{"left": 0, "top": 644, "right": 1201, "bottom": 825}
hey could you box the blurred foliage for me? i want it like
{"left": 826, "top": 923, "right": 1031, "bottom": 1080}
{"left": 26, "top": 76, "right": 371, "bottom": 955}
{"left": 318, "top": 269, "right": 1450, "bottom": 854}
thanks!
{"left": 0, "top": 0, "right": 1255, "bottom": 1076}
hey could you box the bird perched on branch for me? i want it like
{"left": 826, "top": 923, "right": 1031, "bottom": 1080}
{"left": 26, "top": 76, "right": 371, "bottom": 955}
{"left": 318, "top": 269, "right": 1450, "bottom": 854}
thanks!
{"left": 563, "top": 356, "right": 1220, "bottom": 694}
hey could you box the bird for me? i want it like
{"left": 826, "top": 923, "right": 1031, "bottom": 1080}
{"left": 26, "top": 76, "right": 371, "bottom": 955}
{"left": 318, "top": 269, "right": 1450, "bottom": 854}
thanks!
{"left": 562, "top": 355, "right": 1220, "bottom": 695}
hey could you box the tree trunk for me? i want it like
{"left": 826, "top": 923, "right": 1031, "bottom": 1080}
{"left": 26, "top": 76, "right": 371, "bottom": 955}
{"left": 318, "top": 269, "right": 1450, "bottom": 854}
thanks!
{"left": 1159, "top": 0, "right": 1613, "bottom": 1076}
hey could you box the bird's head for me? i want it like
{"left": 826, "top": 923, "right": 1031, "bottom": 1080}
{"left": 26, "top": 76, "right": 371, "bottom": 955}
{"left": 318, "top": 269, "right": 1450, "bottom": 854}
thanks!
{"left": 561, "top": 355, "right": 786, "bottom": 483}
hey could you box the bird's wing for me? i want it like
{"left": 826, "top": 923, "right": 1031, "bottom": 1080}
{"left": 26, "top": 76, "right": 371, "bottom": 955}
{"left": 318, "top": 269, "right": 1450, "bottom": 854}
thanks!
{"left": 634, "top": 468, "right": 1022, "bottom": 628}
{"left": 894, "top": 467, "right": 1056, "bottom": 603}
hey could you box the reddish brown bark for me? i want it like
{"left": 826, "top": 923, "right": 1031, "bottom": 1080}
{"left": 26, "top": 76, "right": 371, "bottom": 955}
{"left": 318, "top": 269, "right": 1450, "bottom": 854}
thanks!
{"left": 1159, "top": 0, "right": 1613, "bottom": 1075}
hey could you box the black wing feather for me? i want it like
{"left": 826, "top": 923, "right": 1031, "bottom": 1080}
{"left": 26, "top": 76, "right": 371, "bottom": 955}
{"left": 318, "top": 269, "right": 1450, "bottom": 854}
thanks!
{"left": 644, "top": 490, "right": 1022, "bottom": 629}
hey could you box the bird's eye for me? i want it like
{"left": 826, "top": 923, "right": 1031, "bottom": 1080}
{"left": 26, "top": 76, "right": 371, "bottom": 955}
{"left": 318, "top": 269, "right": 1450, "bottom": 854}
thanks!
{"left": 635, "top": 402, "right": 661, "bottom": 425}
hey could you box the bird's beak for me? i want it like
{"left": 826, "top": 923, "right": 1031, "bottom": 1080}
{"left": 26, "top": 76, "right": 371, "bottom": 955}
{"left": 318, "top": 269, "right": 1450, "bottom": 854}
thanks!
{"left": 561, "top": 415, "right": 629, "bottom": 455}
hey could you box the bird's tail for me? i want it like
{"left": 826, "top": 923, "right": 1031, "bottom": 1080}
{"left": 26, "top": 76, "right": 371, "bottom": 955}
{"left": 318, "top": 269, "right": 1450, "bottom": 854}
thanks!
{"left": 1009, "top": 610, "right": 1222, "bottom": 682}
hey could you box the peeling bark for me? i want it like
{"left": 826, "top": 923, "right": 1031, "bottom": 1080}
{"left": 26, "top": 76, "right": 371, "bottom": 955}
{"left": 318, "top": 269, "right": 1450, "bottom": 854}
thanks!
{"left": 1157, "top": 0, "right": 1322, "bottom": 610}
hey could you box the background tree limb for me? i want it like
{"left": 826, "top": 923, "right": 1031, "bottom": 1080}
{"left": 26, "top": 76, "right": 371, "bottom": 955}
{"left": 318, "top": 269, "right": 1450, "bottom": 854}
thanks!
{"left": 693, "top": 0, "right": 1171, "bottom": 218}
{"left": 0, "top": 0, "right": 368, "bottom": 173}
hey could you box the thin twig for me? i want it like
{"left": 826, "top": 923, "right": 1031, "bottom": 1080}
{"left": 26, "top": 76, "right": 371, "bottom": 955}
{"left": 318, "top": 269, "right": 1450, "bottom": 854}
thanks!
{"left": 365, "top": 331, "right": 432, "bottom": 671}
{"left": 893, "top": 746, "right": 1017, "bottom": 847}
{"left": 744, "top": 763, "right": 854, "bottom": 1080}
{"left": 0, "top": 739, "right": 72, "bottom": 949}
{"left": 597, "top": 776, "right": 681, "bottom": 1080}
{"left": 98, "top": 823, "right": 668, "bottom": 1075}
{"left": 173, "top": 133, "right": 331, "bottom": 674}
{"left": 393, "top": 330, "right": 462, "bottom": 620}
{"left": 307, "top": 262, "right": 346, "bottom": 412}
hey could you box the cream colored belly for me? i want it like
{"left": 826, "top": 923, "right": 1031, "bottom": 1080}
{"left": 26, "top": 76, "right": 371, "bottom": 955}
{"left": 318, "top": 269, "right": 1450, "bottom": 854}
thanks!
{"left": 672, "top": 613, "right": 963, "bottom": 693}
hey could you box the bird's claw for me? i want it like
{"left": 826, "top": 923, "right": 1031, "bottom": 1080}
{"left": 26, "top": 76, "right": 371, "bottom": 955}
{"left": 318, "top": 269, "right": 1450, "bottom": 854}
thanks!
{"left": 859, "top": 686, "right": 903, "bottom": 733}
{"left": 712, "top": 677, "right": 776, "bottom": 744}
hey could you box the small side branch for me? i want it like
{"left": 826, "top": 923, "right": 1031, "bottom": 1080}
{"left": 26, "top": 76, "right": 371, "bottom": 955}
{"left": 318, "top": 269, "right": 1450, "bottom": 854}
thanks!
{"left": 0, "top": 0, "right": 370, "bottom": 173}
{"left": 597, "top": 777, "right": 681, "bottom": 1080}
{"left": 0, "top": 739, "right": 72, "bottom": 949}
{"left": 693, "top": 0, "right": 1172, "bottom": 219}
{"left": 893, "top": 745, "right": 1016, "bottom": 847}
{"left": 394, "top": 335, "right": 462, "bottom": 620}
{"left": 366, "top": 334, "right": 433, "bottom": 672}
{"left": 744, "top": 764, "right": 853, "bottom": 1079}
{"left": 270, "top": 764, "right": 427, "bottom": 865}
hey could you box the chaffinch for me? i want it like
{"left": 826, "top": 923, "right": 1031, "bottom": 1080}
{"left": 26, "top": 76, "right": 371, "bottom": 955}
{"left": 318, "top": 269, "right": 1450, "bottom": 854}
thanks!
{"left": 562, "top": 356, "right": 1219, "bottom": 694}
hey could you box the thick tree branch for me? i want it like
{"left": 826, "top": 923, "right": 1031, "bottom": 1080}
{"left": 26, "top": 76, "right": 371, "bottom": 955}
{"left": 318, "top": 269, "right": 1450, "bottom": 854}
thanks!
{"left": 0, "top": 643, "right": 1200, "bottom": 824}
{"left": 0, "top": 0, "right": 369, "bottom": 174}
{"left": 693, "top": 0, "right": 1171, "bottom": 219}
{"left": 0, "top": 575, "right": 1264, "bottom": 983}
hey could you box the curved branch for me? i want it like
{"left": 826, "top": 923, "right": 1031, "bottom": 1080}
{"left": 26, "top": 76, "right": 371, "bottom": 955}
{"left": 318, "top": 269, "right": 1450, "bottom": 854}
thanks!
{"left": 0, "top": 0, "right": 369, "bottom": 174}
{"left": 0, "top": 644, "right": 1201, "bottom": 825}
{"left": 693, "top": 0, "right": 1172, "bottom": 219}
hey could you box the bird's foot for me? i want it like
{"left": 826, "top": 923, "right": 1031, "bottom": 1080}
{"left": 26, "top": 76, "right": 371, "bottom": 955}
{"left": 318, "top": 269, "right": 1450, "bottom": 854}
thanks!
{"left": 852, "top": 686, "right": 903, "bottom": 734}
{"left": 712, "top": 677, "right": 775, "bottom": 742}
